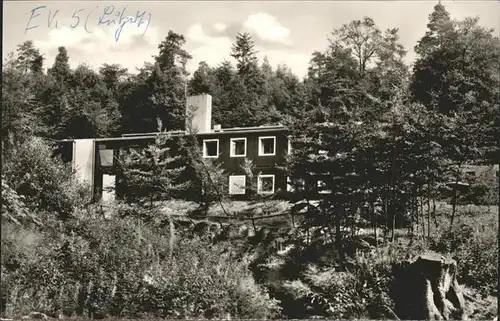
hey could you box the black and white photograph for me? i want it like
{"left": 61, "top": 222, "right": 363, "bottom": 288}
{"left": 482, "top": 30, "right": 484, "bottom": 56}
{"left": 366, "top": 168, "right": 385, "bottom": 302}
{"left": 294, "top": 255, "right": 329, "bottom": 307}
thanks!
{"left": 2, "top": 0, "right": 499, "bottom": 319}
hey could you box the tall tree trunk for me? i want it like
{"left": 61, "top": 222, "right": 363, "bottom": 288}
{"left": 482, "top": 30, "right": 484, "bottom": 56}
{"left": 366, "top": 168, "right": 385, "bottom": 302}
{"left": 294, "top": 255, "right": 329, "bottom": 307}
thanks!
{"left": 450, "top": 171, "right": 460, "bottom": 230}
{"left": 407, "top": 204, "right": 412, "bottom": 237}
{"left": 420, "top": 189, "right": 425, "bottom": 240}
{"left": 427, "top": 185, "right": 431, "bottom": 238}
{"left": 335, "top": 206, "right": 343, "bottom": 253}
{"left": 327, "top": 225, "right": 335, "bottom": 245}
{"left": 410, "top": 199, "right": 415, "bottom": 239}
{"left": 383, "top": 194, "right": 389, "bottom": 239}
{"left": 371, "top": 199, "right": 378, "bottom": 249}
{"left": 414, "top": 196, "right": 419, "bottom": 236}
{"left": 432, "top": 198, "right": 439, "bottom": 228}
{"left": 390, "top": 133, "right": 398, "bottom": 243}
{"left": 350, "top": 200, "right": 357, "bottom": 238}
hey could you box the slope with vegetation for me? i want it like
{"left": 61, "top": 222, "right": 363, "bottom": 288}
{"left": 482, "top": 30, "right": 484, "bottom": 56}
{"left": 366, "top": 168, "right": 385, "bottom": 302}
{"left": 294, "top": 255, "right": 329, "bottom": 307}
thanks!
{"left": 2, "top": 3, "right": 498, "bottom": 320}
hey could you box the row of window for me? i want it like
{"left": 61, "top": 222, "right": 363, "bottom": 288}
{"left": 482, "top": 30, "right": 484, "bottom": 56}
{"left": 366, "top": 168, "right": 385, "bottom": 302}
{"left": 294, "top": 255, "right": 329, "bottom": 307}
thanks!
{"left": 228, "top": 175, "right": 332, "bottom": 195}
{"left": 203, "top": 136, "right": 279, "bottom": 158}
{"left": 229, "top": 174, "right": 276, "bottom": 194}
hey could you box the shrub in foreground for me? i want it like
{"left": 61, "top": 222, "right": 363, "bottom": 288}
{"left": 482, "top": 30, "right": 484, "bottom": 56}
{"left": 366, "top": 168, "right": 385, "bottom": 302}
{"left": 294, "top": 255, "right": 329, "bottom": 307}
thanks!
{"left": 430, "top": 221, "right": 498, "bottom": 297}
{"left": 1, "top": 210, "right": 280, "bottom": 319}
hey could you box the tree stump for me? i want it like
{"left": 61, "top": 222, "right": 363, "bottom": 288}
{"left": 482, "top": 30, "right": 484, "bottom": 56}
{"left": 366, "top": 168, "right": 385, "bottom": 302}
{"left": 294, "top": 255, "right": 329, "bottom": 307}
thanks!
{"left": 393, "top": 253, "right": 467, "bottom": 320}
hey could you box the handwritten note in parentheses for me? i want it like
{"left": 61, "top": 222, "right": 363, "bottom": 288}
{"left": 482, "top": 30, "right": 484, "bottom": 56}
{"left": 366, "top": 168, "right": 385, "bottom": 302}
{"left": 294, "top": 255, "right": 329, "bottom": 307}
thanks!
{"left": 25, "top": 4, "right": 152, "bottom": 42}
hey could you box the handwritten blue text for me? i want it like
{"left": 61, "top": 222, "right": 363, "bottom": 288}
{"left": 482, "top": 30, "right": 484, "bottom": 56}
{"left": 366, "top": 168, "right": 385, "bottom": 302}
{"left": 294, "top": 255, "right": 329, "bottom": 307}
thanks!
{"left": 25, "top": 4, "right": 152, "bottom": 42}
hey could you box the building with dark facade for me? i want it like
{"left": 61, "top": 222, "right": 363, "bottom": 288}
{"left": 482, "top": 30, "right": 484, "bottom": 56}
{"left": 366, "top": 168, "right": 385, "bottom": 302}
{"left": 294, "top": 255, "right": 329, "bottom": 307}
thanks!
{"left": 58, "top": 94, "right": 294, "bottom": 202}
{"left": 57, "top": 93, "right": 498, "bottom": 204}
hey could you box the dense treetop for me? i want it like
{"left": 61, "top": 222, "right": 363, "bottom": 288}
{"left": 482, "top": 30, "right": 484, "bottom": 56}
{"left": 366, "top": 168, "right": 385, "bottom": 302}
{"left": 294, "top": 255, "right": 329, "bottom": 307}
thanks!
{"left": 2, "top": 4, "right": 497, "bottom": 164}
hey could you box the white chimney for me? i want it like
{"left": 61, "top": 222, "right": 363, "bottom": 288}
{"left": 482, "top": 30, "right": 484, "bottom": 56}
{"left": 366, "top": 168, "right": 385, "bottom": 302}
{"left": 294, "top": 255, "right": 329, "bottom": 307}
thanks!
{"left": 213, "top": 124, "right": 222, "bottom": 132}
{"left": 73, "top": 139, "right": 95, "bottom": 189}
{"left": 186, "top": 94, "right": 212, "bottom": 134}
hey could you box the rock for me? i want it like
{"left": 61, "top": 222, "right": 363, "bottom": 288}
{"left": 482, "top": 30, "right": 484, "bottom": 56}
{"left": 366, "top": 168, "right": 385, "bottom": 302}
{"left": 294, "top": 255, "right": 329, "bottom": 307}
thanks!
{"left": 22, "top": 312, "right": 48, "bottom": 320}
{"left": 254, "top": 207, "right": 264, "bottom": 216}
{"left": 393, "top": 253, "right": 467, "bottom": 320}
{"left": 238, "top": 224, "right": 249, "bottom": 237}
{"left": 193, "top": 221, "right": 210, "bottom": 235}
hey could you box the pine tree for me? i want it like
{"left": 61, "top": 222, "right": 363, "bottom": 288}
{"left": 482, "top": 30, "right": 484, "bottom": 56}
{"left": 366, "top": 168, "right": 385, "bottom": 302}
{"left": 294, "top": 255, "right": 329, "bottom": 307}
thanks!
{"left": 231, "top": 32, "right": 258, "bottom": 75}
{"left": 185, "top": 141, "right": 228, "bottom": 216}
{"left": 148, "top": 31, "right": 192, "bottom": 131}
{"left": 182, "top": 116, "right": 229, "bottom": 216}
{"left": 273, "top": 65, "right": 302, "bottom": 116}
{"left": 48, "top": 46, "right": 72, "bottom": 82}
{"left": 2, "top": 55, "right": 36, "bottom": 151}
{"left": 15, "top": 41, "right": 44, "bottom": 74}
{"left": 38, "top": 46, "right": 74, "bottom": 139}
{"left": 155, "top": 31, "right": 192, "bottom": 72}
{"left": 229, "top": 33, "right": 278, "bottom": 127}
{"left": 118, "top": 64, "right": 155, "bottom": 134}
{"left": 411, "top": 3, "right": 499, "bottom": 224}
{"left": 412, "top": 3, "right": 499, "bottom": 116}
{"left": 2, "top": 44, "right": 47, "bottom": 150}
{"left": 189, "top": 61, "right": 215, "bottom": 95}
{"left": 67, "top": 65, "right": 121, "bottom": 138}
{"left": 211, "top": 60, "right": 237, "bottom": 127}
{"left": 119, "top": 122, "right": 188, "bottom": 206}
{"left": 414, "top": 3, "right": 453, "bottom": 57}
{"left": 99, "top": 63, "right": 128, "bottom": 92}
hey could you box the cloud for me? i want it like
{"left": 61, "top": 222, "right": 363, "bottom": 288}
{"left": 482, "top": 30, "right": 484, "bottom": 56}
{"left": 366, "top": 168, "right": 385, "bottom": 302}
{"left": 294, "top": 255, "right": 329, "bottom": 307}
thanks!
{"left": 185, "top": 23, "right": 232, "bottom": 73}
{"left": 243, "top": 12, "right": 293, "bottom": 46}
{"left": 213, "top": 22, "right": 228, "bottom": 32}
{"left": 36, "top": 16, "right": 159, "bottom": 50}
{"left": 32, "top": 17, "right": 308, "bottom": 78}
{"left": 185, "top": 23, "right": 309, "bottom": 78}
{"left": 34, "top": 16, "right": 160, "bottom": 72}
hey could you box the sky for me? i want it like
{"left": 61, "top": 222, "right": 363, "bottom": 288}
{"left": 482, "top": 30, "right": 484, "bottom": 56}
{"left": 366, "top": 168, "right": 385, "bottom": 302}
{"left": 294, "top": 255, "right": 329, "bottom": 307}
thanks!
{"left": 3, "top": 1, "right": 499, "bottom": 78}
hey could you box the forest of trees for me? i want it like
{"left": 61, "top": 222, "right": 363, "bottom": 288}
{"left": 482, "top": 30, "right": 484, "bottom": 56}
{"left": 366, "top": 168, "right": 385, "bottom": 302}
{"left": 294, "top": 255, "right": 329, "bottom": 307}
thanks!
{"left": 3, "top": 5, "right": 498, "bottom": 156}
{"left": 1, "top": 3, "right": 499, "bottom": 320}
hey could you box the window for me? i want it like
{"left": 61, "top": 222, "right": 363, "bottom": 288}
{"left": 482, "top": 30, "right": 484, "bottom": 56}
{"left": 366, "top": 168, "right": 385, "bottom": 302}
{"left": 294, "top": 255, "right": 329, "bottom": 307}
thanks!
{"left": 230, "top": 138, "right": 247, "bottom": 157}
{"left": 317, "top": 180, "right": 331, "bottom": 194}
{"left": 318, "top": 133, "right": 327, "bottom": 155}
{"left": 229, "top": 175, "right": 246, "bottom": 195}
{"left": 259, "top": 136, "right": 276, "bottom": 156}
{"left": 99, "top": 149, "right": 114, "bottom": 167}
{"left": 466, "top": 171, "right": 475, "bottom": 177}
{"left": 287, "top": 176, "right": 294, "bottom": 192}
{"left": 101, "top": 174, "right": 116, "bottom": 203}
{"left": 287, "top": 177, "right": 305, "bottom": 192}
{"left": 203, "top": 139, "right": 219, "bottom": 158}
{"left": 258, "top": 175, "right": 275, "bottom": 194}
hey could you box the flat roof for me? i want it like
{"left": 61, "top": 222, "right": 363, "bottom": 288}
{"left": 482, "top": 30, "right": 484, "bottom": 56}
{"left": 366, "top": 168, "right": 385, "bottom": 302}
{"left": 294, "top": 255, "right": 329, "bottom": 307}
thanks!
{"left": 55, "top": 125, "right": 288, "bottom": 143}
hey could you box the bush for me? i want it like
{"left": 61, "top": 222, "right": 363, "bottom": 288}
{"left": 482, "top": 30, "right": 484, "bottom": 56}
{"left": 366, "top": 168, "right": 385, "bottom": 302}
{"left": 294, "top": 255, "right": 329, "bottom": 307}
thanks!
{"left": 138, "top": 236, "right": 279, "bottom": 319}
{"left": 430, "top": 222, "right": 498, "bottom": 297}
{"left": 304, "top": 265, "right": 365, "bottom": 318}
{"left": 1, "top": 178, "right": 32, "bottom": 226}
{"left": 2, "top": 136, "right": 90, "bottom": 220}
{"left": 1, "top": 208, "right": 279, "bottom": 319}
